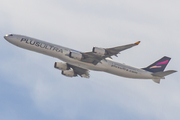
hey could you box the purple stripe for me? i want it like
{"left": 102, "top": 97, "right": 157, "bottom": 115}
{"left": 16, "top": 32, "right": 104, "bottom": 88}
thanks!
{"left": 156, "top": 60, "right": 169, "bottom": 65}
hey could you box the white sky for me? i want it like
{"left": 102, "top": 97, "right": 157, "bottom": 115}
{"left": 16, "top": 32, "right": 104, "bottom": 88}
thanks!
{"left": 0, "top": 0, "right": 179, "bottom": 120}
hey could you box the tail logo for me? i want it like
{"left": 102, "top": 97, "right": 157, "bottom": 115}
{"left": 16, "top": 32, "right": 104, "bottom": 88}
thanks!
{"left": 150, "top": 60, "right": 169, "bottom": 69}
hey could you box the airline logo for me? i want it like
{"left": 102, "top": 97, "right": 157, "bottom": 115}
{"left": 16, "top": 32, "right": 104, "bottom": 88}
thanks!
{"left": 20, "top": 38, "right": 63, "bottom": 53}
{"left": 150, "top": 60, "right": 169, "bottom": 69}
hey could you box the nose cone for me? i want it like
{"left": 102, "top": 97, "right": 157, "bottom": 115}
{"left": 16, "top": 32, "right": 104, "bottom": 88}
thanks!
{"left": 4, "top": 34, "right": 8, "bottom": 40}
{"left": 4, "top": 34, "right": 14, "bottom": 42}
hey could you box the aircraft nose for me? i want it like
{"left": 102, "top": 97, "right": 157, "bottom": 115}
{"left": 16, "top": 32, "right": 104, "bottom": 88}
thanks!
{"left": 4, "top": 34, "right": 14, "bottom": 41}
{"left": 4, "top": 34, "right": 8, "bottom": 40}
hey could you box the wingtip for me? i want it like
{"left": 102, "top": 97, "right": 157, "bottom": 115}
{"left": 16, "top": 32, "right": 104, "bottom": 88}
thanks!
{"left": 134, "top": 41, "right": 141, "bottom": 45}
{"left": 172, "top": 70, "right": 178, "bottom": 73}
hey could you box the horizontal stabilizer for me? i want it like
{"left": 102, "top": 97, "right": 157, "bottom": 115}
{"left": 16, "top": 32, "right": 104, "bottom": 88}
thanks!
{"left": 152, "top": 70, "right": 177, "bottom": 77}
{"left": 152, "top": 79, "right": 161, "bottom": 84}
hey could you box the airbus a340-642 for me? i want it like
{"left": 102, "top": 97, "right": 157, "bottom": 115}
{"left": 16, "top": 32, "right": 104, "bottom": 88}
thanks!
{"left": 4, "top": 34, "right": 177, "bottom": 83}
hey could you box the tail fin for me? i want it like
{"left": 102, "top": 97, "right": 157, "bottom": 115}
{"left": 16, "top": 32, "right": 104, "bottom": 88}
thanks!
{"left": 143, "top": 56, "right": 171, "bottom": 73}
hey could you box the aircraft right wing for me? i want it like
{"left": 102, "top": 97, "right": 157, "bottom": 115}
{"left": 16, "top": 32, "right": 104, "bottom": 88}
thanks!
{"left": 81, "top": 41, "right": 140, "bottom": 65}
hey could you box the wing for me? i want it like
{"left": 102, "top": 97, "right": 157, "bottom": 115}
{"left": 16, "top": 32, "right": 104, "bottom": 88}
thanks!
{"left": 67, "top": 64, "right": 90, "bottom": 78}
{"left": 81, "top": 41, "right": 140, "bottom": 65}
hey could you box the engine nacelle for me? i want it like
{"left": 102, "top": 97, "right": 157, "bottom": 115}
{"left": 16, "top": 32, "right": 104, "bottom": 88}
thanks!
{"left": 61, "top": 69, "right": 77, "bottom": 77}
{"left": 54, "top": 62, "right": 70, "bottom": 70}
{"left": 69, "top": 51, "right": 83, "bottom": 60}
{"left": 92, "top": 47, "right": 106, "bottom": 56}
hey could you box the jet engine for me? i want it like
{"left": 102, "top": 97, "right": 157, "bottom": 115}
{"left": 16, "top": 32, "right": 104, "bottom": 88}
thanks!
{"left": 54, "top": 62, "right": 70, "bottom": 70}
{"left": 61, "top": 69, "right": 77, "bottom": 77}
{"left": 69, "top": 51, "right": 83, "bottom": 60}
{"left": 92, "top": 47, "right": 106, "bottom": 56}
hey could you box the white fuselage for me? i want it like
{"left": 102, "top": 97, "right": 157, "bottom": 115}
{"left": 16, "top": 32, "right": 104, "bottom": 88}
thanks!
{"left": 4, "top": 34, "right": 155, "bottom": 79}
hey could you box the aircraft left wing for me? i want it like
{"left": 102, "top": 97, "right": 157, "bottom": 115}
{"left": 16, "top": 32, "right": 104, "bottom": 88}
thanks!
{"left": 67, "top": 64, "right": 90, "bottom": 78}
{"left": 81, "top": 41, "right": 140, "bottom": 65}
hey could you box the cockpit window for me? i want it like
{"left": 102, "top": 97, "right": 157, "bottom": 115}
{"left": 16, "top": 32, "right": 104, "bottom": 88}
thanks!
{"left": 9, "top": 34, "right": 13, "bottom": 36}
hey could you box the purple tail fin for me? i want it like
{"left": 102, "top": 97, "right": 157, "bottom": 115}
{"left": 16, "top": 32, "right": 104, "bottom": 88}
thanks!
{"left": 142, "top": 56, "right": 171, "bottom": 73}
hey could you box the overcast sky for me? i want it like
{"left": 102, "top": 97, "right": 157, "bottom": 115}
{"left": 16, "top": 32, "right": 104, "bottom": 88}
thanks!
{"left": 0, "top": 0, "right": 180, "bottom": 120}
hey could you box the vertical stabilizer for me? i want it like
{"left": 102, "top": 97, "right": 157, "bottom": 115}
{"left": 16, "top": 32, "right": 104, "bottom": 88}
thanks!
{"left": 143, "top": 56, "right": 171, "bottom": 73}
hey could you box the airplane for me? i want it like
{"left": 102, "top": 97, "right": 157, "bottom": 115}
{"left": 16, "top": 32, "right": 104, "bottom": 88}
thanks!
{"left": 4, "top": 34, "right": 177, "bottom": 83}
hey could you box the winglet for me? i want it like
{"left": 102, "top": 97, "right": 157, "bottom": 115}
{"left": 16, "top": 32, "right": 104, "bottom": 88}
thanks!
{"left": 134, "top": 41, "right": 141, "bottom": 45}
